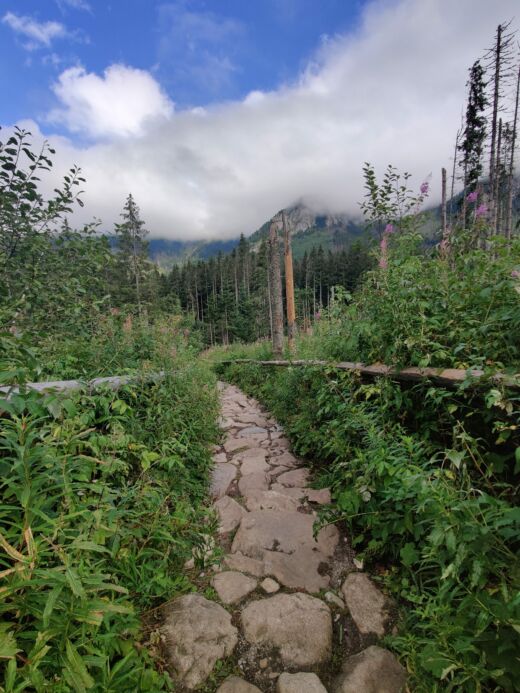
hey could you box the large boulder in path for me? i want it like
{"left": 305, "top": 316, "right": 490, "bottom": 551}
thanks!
{"left": 241, "top": 593, "right": 332, "bottom": 668}
{"left": 231, "top": 510, "right": 339, "bottom": 560}
{"left": 277, "top": 672, "right": 328, "bottom": 693}
{"left": 210, "top": 463, "right": 237, "bottom": 500}
{"left": 332, "top": 646, "right": 406, "bottom": 693}
{"left": 162, "top": 594, "right": 238, "bottom": 689}
{"left": 214, "top": 495, "right": 247, "bottom": 534}
{"left": 217, "top": 677, "right": 262, "bottom": 692}
{"left": 341, "top": 573, "right": 392, "bottom": 636}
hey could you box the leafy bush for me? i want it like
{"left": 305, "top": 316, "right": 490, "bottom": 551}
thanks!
{"left": 0, "top": 352, "right": 219, "bottom": 691}
{"left": 307, "top": 235, "right": 520, "bottom": 370}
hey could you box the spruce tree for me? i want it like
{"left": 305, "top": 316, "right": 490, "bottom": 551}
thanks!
{"left": 114, "top": 194, "right": 150, "bottom": 315}
{"left": 459, "top": 60, "right": 487, "bottom": 195}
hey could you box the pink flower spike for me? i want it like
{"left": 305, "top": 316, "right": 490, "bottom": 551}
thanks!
{"left": 466, "top": 191, "right": 478, "bottom": 203}
{"left": 511, "top": 270, "right": 520, "bottom": 279}
{"left": 384, "top": 223, "right": 395, "bottom": 234}
{"left": 379, "top": 257, "right": 388, "bottom": 269}
{"left": 475, "top": 203, "right": 488, "bottom": 218}
{"left": 420, "top": 181, "right": 429, "bottom": 195}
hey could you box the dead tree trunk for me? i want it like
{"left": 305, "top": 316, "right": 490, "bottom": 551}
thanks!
{"left": 268, "top": 217, "right": 284, "bottom": 356}
{"left": 505, "top": 60, "right": 520, "bottom": 241}
{"left": 488, "top": 24, "right": 503, "bottom": 236}
{"left": 441, "top": 167, "right": 448, "bottom": 239}
{"left": 282, "top": 210, "right": 296, "bottom": 352}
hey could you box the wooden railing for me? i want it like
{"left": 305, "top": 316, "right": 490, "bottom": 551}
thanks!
{"left": 0, "top": 372, "right": 165, "bottom": 399}
{"left": 220, "top": 359, "right": 520, "bottom": 389}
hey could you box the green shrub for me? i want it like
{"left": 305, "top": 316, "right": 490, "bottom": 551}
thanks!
{"left": 0, "top": 359, "right": 219, "bottom": 690}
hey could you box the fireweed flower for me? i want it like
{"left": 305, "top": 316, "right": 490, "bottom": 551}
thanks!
{"left": 511, "top": 270, "right": 520, "bottom": 279}
{"left": 475, "top": 203, "right": 488, "bottom": 218}
{"left": 384, "top": 223, "right": 395, "bottom": 234}
{"left": 420, "top": 181, "right": 429, "bottom": 195}
{"left": 467, "top": 191, "right": 478, "bottom": 203}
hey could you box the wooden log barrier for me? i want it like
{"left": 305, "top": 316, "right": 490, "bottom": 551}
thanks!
{"left": 219, "top": 359, "right": 520, "bottom": 390}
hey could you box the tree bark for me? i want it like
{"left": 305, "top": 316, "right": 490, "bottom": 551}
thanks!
{"left": 488, "top": 24, "right": 503, "bottom": 236}
{"left": 282, "top": 210, "right": 296, "bottom": 352}
{"left": 268, "top": 217, "right": 284, "bottom": 356}
{"left": 505, "top": 61, "right": 520, "bottom": 241}
{"left": 441, "top": 167, "right": 448, "bottom": 239}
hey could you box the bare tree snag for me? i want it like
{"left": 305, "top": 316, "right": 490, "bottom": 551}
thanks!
{"left": 505, "top": 59, "right": 520, "bottom": 241}
{"left": 268, "top": 216, "right": 284, "bottom": 356}
{"left": 282, "top": 209, "right": 296, "bottom": 352}
{"left": 441, "top": 167, "right": 448, "bottom": 240}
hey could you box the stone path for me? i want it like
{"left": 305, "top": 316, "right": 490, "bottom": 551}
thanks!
{"left": 161, "top": 383, "right": 407, "bottom": 692}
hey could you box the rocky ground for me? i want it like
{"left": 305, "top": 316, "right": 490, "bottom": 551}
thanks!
{"left": 160, "top": 383, "right": 407, "bottom": 692}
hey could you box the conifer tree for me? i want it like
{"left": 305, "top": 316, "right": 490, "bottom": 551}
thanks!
{"left": 114, "top": 194, "right": 150, "bottom": 315}
{"left": 459, "top": 60, "right": 487, "bottom": 195}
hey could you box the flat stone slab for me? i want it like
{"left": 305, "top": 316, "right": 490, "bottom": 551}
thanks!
{"left": 211, "top": 463, "right": 237, "bottom": 500}
{"left": 214, "top": 496, "right": 247, "bottom": 535}
{"left": 212, "top": 571, "right": 257, "bottom": 605}
{"left": 217, "top": 677, "right": 262, "bottom": 692}
{"left": 238, "top": 426, "right": 268, "bottom": 437}
{"left": 232, "top": 510, "right": 339, "bottom": 560}
{"left": 332, "top": 646, "right": 406, "bottom": 693}
{"left": 269, "top": 451, "right": 298, "bottom": 467}
{"left": 213, "top": 452, "right": 227, "bottom": 464}
{"left": 341, "top": 573, "right": 391, "bottom": 636}
{"left": 240, "top": 458, "right": 270, "bottom": 476}
{"left": 241, "top": 593, "right": 332, "bottom": 668}
{"left": 263, "top": 546, "right": 331, "bottom": 592}
{"left": 276, "top": 468, "right": 311, "bottom": 487}
{"left": 162, "top": 594, "right": 237, "bottom": 689}
{"left": 235, "top": 447, "right": 268, "bottom": 463}
{"left": 244, "top": 490, "right": 300, "bottom": 512}
{"left": 277, "top": 672, "right": 328, "bottom": 693}
{"left": 224, "top": 551, "right": 265, "bottom": 577}
{"left": 224, "top": 438, "right": 253, "bottom": 454}
{"left": 238, "top": 473, "right": 269, "bottom": 496}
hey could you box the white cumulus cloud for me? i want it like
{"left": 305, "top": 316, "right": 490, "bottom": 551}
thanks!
{"left": 3, "top": 0, "right": 518, "bottom": 240}
{"left": 2, "top": 11, "right": 67, "bottom": 49}
{"left": 48, "top": 64, "right": 174, "bottom": 138}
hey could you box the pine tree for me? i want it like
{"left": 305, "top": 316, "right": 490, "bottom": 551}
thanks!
{"left": 114, "top": 194, "right": 150, "bottom": 315}
{"left": 459, "top": 61, "right": 488, "bottom": 196}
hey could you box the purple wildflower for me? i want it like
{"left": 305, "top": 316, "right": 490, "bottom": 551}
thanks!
{"left": 384, "top": 223, "right": 395, "bottom": 234}
{"left": 420, "top": 181, "right": 429, "bottom": 195}
{"left": 315, "top": 311, "right": 321, "bottom": 320}
{"left": 475, "top": 203, "right": 488, "bottom": 218}
{"left": 466, "top": 191, "right": 478, "bottom": 203}
{"left": 511, "top": 270, "right": 520, "bottom": 280}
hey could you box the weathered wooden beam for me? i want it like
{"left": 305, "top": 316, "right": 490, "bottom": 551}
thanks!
{"left": 219, "top": 359, "right": 519, "bottom": 389}
{"left": 0, "top": 372, "right": 165, "bottom": 399}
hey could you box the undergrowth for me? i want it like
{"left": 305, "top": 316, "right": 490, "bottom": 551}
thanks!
{"left": 214, "top": 232, "right": 520, "bottom": 692}
{"left": 0, "top": 333, "right": 219, "bottom": 691}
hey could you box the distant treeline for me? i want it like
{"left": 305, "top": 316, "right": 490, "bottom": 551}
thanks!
{"left": 159, "top": 235, "right": 373, "bottom": 345}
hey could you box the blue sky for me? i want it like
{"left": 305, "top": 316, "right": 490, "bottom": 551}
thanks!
{"left": 1, "top": 0, "right": 365, "bottom": 132}
{"left": 0, "top": 0, "right": 516, "bottom": 239}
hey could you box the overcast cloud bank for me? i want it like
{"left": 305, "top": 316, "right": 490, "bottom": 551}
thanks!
{"left": 4, "top": 0, "right": 517, "bottom": 239}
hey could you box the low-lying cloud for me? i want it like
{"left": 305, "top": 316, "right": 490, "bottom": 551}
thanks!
{"left": 4, "top": 0, "right": 517, "bottom": 239}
